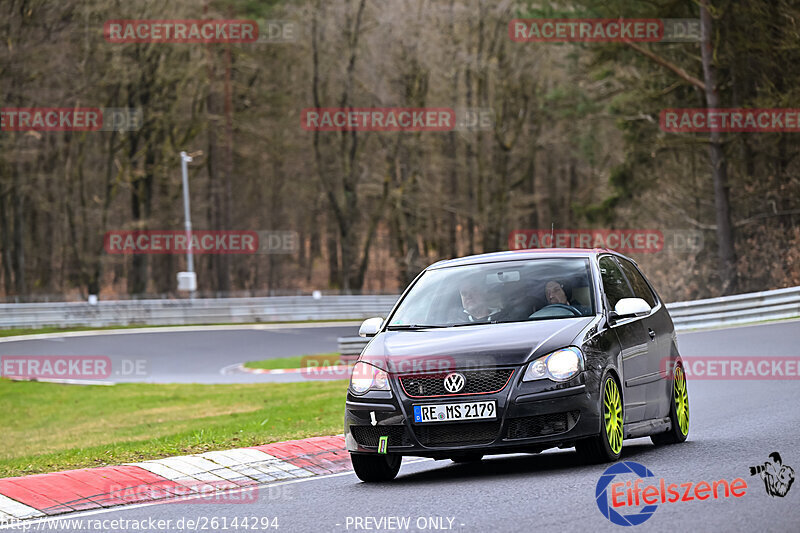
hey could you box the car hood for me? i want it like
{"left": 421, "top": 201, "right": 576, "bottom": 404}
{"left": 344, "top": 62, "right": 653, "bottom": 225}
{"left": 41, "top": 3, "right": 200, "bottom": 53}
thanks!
{"left": 359, "top": 317, "right": 596, "bottom": 372}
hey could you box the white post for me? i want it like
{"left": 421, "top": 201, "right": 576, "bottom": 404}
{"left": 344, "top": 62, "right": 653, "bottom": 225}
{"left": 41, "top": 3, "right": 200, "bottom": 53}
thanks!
{"left": 179, "top": 151, "right": 197, "bottom": 297}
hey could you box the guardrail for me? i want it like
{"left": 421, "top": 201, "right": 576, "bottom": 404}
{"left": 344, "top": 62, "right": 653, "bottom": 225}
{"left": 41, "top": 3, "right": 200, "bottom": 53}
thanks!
{"left": 665, "top": 285, "right": 800, "bottom": 329}
{"left": 336, "top": 286, "right": 800, "bottom": 361}
{"left": 0, "top": 295, "right": 399, "bottom": 329}
{"left": 339, "top": 337, "right": 371, "bottom": 359}
{"left": 1, "top": 286, "right": 796, "bottom": 357}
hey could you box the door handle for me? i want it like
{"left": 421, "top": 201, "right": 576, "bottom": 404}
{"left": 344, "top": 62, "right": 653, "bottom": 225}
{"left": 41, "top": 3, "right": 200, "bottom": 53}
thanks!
{"left": 648, "top": 328, "right": 656, "bottom": 340}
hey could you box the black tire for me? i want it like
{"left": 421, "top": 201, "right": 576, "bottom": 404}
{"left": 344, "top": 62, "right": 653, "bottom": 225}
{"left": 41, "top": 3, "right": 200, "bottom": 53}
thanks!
{"left": 651, "top": 363, "right": 689, "bottom": 445}
{"left": 450, "top": 453, "right": 484, "bottom": 463}
{"left": 576, "top": 374, "right": 623, "bottom": 464}
{"left": 350, "top": 453, "right": 401, "bottom": 482}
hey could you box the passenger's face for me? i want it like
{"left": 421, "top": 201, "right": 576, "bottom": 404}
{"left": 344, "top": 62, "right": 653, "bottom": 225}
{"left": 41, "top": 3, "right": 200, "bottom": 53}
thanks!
{"left": 545, "top": 281, "right": 567, "bottom": 304}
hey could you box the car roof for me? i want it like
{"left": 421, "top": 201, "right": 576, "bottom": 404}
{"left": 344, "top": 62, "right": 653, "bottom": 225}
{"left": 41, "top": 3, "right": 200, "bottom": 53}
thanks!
{"left": 427, "top": 248, "right": 635, "bottom": 270}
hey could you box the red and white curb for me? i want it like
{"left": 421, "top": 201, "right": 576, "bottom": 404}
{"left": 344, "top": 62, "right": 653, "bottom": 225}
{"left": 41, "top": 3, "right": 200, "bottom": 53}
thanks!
{"left": 0, "top": 435, "right": 350, "bottom": 522}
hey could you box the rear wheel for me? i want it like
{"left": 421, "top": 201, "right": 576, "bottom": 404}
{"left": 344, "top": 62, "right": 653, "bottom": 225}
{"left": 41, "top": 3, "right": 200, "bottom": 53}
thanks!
{"left": 651, "top": 363, "right": 689, "bottom": 445}
{"left": 450, "top": 453, "right": 483, "bottom": 463}
{"left": 350, "top": 453, "right": 401, "bottom": 482}
{"left": 576, "top": 374, "right": 623, "bottom": 463}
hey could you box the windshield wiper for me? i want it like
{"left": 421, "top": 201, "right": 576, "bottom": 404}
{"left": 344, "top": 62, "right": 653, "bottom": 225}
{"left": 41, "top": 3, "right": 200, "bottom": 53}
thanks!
{"left": 386, "top": 324, "right": 448, "bottom": 330}
{"left": 450, "top": 319, "right": 530, "bottom": 327}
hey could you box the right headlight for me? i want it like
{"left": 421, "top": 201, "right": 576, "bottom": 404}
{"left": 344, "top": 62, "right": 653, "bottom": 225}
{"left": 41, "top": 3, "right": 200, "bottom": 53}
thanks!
{"left": 349, "top": 361, "right": 391, "bottom": 395}
{"left": 522, "top": 347, "right": 583, "bottom": 382}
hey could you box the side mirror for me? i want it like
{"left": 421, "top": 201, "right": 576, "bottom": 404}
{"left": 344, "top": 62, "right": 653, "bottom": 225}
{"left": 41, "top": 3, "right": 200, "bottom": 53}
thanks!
{"left": 608, "top": 298, "right": 651, "bottom": 323}
{"left": 358, "top": 317, "right": 384, "bottom": 338}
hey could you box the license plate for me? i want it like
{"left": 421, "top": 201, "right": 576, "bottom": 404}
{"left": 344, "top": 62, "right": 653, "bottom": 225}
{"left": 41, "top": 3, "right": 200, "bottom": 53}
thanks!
{"left": 413, "top": 400, "right": 496, "bottom": 423}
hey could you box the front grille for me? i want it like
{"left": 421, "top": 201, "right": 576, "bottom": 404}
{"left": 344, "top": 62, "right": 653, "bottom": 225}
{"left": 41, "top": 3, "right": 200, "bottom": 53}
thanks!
{"left": 350, "top": 425, "right": 411, "bottom": 447}
{"left": 414, "top": 421, "right": 501, "bottom": 447}
{"left": 505, "top": 410, "right": 580, "bottom": 439}
{"left": 400, "top": 369, "right": 514, "bottom": 398}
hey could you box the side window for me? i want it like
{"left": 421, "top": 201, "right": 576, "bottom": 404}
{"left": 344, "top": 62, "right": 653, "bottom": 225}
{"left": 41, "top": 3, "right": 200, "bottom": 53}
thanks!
{"left": 617, "top": 258, "right": 657, "bottom": 308}
{"left": 598, "top": 256, "right": 635, "bottom": 310}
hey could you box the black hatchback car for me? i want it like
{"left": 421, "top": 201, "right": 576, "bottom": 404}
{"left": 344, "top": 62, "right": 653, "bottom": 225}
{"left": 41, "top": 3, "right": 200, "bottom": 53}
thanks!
{"left": 344, "top": 249, "right": 689, "bottom": 481}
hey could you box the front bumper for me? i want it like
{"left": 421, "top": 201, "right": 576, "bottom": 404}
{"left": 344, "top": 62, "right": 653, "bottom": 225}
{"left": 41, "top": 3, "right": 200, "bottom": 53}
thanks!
{"left": 344, "top": 369, "right": 601, "bottom": 457}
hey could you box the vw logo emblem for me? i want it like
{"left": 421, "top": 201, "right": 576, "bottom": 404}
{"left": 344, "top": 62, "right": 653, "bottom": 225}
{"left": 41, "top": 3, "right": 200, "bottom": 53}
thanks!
{"left": 443, "top": 372, "right": 466, "bottom": 393}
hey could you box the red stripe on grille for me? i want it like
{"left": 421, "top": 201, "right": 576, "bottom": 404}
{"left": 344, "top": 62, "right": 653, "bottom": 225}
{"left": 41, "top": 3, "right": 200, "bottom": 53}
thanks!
{"left": 399, "top": 369, "right": 515, "bottom": 398}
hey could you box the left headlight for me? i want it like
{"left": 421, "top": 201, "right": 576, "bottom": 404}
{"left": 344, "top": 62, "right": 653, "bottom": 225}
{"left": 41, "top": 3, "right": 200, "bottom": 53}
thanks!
{"left": 522, "top": 347, "right": 583, "bottom": 382}
{"left": 349, "top": 361, "right": 391, "bottom": 395}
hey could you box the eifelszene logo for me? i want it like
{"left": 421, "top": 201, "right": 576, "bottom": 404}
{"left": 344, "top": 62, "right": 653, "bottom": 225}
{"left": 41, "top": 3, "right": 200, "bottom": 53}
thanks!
{"left": 596, "top": 462, "right": 658, "bottom": 526}
{"left": 749, "top": 452, "right": 795, "bottom": 497}
{"left": 596, "top": 461, "right": 748, "bottom": 526}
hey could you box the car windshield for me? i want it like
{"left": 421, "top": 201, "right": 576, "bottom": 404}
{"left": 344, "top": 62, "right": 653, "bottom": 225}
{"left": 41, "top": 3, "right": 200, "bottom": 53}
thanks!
{"left": 388, "top": 258, "right": 595, "bottom": 328}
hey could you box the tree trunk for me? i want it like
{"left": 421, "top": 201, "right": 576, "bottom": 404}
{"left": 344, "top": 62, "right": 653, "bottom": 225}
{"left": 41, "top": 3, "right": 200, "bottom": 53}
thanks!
{"left": 11, "top": 162, "right": 25, "bottom": 295}
{"left": 700, "top": 0, "right": 737, "bottom": 294}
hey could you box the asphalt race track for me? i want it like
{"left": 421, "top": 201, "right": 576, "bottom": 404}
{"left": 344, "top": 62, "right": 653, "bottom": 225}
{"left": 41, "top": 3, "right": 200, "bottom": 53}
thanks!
{"left": 3, "top": 320, "right": 800, "bottom": 532}
{"left": 0, "top": 324, "right": 358, "bottom": 383}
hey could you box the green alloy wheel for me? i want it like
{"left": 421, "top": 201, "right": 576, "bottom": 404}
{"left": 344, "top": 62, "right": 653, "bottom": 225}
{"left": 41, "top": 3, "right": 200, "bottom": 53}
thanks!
{"left": 604, "top": 377, "right": 624, "bottom": 455}
{"left": 651, "top": 363, "right": 690, "bottom": 445}
{"left": 674, "top": 365, "right": 690, "bottom": 435}
{"left": 576, "top": 374, "right": 623, "bottom": 463}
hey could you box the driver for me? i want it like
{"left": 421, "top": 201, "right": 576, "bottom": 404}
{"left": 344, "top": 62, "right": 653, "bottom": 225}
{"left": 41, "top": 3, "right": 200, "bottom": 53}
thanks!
{"left": 544, "top": 280, "right": 569, "bottom": 305}
{"left": 459, "top": 276, "right": 501, "bottom": 322}
{"left": 544, "top": 280, "right": 589, "bottom": 314}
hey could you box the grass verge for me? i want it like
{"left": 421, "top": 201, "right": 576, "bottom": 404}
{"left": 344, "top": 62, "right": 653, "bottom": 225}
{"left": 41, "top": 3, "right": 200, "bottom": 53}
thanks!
{"left": 243, "top": 353, "right": 343, "bottom": 371}
{"left": 0, "top": 378, "right": 347, "bottom": 478}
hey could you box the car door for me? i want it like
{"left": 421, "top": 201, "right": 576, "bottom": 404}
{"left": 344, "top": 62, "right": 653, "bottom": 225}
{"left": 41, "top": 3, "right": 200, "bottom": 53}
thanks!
{"left": 598, "top": 255, "right": 650, "bottom": 424}
{"left": 616, "top": 257, "right": 672, "bottom": 420}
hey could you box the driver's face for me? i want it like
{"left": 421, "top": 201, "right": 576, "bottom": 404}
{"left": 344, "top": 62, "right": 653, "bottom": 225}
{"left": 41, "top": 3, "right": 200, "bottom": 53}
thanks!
{"left": 460, "top": 284, "right": 487, "bottom": 317}
{"left": 545, "top": 281, "right": 567, "bottom": 304}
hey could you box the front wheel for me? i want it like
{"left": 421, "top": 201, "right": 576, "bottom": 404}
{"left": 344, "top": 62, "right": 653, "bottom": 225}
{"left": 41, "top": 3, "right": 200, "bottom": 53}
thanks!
{"left": 350, "top": 453, "right": 401, "bottom": 482}
{"left": 651, "top": 363, "right": 689, "bottom": 445}
{"left": 576, "top": 374, "right": 623, "bottom": 464}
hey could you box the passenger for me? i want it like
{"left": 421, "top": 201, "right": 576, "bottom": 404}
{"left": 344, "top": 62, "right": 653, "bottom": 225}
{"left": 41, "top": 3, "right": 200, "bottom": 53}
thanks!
{"left": 544, "top": 280, "right": 590, "bottom": 314}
